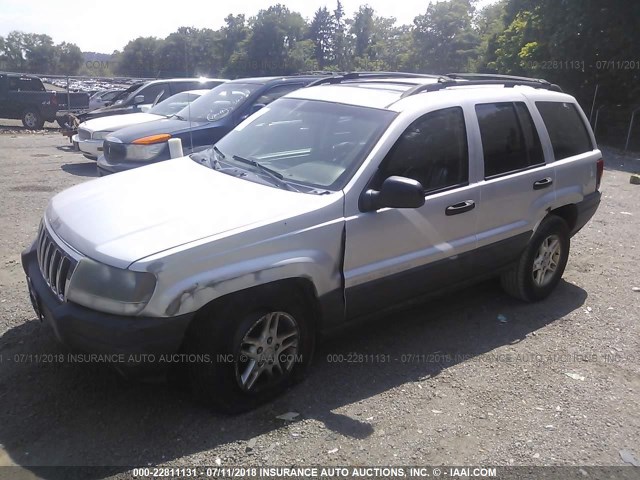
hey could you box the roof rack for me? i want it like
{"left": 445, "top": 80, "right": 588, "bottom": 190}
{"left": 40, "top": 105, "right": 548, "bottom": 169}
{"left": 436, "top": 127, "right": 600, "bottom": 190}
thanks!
{"left": 400, "top": 74, "right": 563, "bottom": 97}
{"left": 446, "top": 72, "right": 555, "bottom": 83}
{"left": 306, "top": 71, "right": 449, "bottom": 88}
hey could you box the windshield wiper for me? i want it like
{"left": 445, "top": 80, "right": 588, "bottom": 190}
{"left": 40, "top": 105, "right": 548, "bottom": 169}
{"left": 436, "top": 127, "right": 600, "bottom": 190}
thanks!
{"left": 171, "top": 114, "right": 187, "bottom": 121}
{"left": 231, "top": 155, "right": 299, "bottom": 192}
{"left": 206, "top": 146, "right": 227, "bottom": 170}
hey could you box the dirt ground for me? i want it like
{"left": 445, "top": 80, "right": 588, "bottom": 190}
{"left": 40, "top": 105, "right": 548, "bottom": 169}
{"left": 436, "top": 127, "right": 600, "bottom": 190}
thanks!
{"left": 0, "top": 121, "right": 639, "bottom": 479}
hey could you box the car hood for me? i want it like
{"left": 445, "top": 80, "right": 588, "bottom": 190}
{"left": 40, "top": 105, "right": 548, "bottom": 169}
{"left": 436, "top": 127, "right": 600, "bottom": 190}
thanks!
{"left": 81, "top": 105, "right": 137, "bottom": 121}
{"left": 46, "top": 157, "right": 336, "bottom": 269}
{"left": 106, "top": 117, "right": 210, "bottom": 143}
{"left": 80, "top": 113, "right": 163, "bottom": 133}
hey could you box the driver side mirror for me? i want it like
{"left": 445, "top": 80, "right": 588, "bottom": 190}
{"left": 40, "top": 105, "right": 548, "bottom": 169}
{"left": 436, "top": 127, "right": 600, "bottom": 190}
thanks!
{"left": 134, "top": 95, "right": 145, "bottom": 105}
{"left": 360, "top": 176, "right": 425, "bottom": 212}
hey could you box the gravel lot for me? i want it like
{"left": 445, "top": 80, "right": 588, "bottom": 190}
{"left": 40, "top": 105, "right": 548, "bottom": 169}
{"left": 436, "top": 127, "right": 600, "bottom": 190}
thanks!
{"left": 0, "top": 122, "right": 639, "bottom": 479}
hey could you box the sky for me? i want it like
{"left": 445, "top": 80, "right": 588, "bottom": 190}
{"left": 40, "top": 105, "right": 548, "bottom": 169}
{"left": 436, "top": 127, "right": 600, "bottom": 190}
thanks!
{"left": 0, "top": 0, "right": 498, "bottom": 53}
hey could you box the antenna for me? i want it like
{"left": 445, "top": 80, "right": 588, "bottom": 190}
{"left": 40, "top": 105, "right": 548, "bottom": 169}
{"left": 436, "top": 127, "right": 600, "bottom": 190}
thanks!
{"left": 188, "top": 91, "right": 194, "bottom": 154}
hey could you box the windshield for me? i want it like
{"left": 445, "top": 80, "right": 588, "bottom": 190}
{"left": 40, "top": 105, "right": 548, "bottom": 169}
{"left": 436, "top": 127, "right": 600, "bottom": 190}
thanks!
{"left": 149, "top": 91, "right": 202, "bottom": 117}
{"left": 198, "top": 98, "right": 396, "bottom": 191}
{"left": 178, "top": 83, "right": 260, "bottom": 123}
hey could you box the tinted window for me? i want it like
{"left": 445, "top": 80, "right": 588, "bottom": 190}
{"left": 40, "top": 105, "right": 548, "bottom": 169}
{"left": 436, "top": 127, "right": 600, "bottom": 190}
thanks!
{"left": 476, "top": 102, "right": 544, "bottom": 178}
{"left": 138, "top": 83, "right": 168, "bottom": 104}
{"left": 255, "top": 84, "right": 304, "bottom": 105}
{"left": 102, "top": 90, "right": 121, "bottom": 101}
{"left": 380, "top": 107, "right": 468, "bottom": 193}
{"left": 8, "top": 77, "right": 43, "bottom": 92}
{"left": 536, "top": 101, "right": 593, "bottom": 159}
{"left": 179, "top": 80, "right": 223, "bottom": 91}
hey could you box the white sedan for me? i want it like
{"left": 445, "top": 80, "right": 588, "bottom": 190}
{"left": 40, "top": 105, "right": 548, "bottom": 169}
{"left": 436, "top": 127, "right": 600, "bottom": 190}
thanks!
{"left": 74, "top": 90, "right": 209, "bottom": 160}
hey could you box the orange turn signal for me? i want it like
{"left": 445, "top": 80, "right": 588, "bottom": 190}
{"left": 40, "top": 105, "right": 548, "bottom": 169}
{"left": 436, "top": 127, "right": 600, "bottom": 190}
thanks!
{"left": 132, "top": 134, "right": 172, "bottom": 145}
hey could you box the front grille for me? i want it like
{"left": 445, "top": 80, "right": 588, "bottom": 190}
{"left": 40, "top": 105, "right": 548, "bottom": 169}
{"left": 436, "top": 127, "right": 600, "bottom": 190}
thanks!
{"left": 36, "top": 224, "right": 77, "bottom": 301}
{"left": 78, "top": 128, "right": 91, "bottom": 140}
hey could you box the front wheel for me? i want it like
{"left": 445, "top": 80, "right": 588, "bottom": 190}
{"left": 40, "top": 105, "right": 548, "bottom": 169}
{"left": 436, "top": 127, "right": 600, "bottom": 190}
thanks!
{"left": 500, "top": 215, "right": 570, "bottom": 302}
{"left": 185, "top": 288, "right": 315, "bottom": 413}
{"left": 22, "top": 109, "right": 44, "bottom": 130}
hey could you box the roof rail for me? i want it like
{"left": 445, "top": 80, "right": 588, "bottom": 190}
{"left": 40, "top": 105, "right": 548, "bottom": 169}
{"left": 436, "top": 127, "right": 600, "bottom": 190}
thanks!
{"left": 400, "top": 75, "right": 563, "bottom": 98}
{"left": 446, "top": 72, "right": 555, "bottom": 83}
{"left": 306, "top": 71, "right": 449, "bottom": 88}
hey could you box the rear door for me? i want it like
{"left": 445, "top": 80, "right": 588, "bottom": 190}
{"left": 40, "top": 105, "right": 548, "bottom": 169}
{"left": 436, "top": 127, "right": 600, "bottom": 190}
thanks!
{"left": 343, "top": 106, "right": 480, "bottom": 318}
{"left": 535, "top": 101, "right": 599, "bottom": 201}
{"left": 473, "top": 101, "right": 555, "bottom": 275}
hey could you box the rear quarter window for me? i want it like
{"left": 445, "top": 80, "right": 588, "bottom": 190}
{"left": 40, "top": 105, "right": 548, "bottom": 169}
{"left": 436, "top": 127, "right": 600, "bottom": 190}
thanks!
{"left": 536, "top": 101, "right": 593, "bottom": 160}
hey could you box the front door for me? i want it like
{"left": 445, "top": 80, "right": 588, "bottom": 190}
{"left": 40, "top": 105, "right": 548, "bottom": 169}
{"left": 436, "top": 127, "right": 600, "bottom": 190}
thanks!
{"left": 343, "top": 106, "right": 480, "bottom": 319}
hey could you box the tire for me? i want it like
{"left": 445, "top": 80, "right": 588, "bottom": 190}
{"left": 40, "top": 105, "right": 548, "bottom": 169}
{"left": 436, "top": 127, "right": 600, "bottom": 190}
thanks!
{"left": 500, "top": 215, "right": 570, "bottom": 302}
{"left": 185, "top": 286, "right": 315, "bottom": 413}
{"left": 22, "top": 109, "right": 44, "bottom": 130}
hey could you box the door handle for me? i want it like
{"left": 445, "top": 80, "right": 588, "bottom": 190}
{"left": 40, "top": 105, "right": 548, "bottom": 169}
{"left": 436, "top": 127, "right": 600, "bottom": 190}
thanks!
{"left": 533, "top": 177, "right": 553, "bottom": 190}
{"left": 445, "top": 200, "right": 475, "bottom": 216}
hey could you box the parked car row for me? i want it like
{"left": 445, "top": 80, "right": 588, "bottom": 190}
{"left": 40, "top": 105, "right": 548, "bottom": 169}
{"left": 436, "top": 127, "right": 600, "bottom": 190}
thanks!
{"left": 76, "top": 89, "right": 210, "bottom": 160}
{"left": 23, "top": 72, "right": 602, "bottom": 413}
{"left": 96, "top": 76, "right": 321, "bottom": 175}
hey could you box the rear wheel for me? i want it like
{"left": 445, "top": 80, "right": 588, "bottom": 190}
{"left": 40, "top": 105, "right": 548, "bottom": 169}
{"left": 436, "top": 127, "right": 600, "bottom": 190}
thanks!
{"left": 500, "top": 215, "right": 570, "bottom": 302}
{"left": 185, "top": 287, "right": 315, "bottom": 413}
{"left": 22, "top": 109, "right": 44, "bottom": 130}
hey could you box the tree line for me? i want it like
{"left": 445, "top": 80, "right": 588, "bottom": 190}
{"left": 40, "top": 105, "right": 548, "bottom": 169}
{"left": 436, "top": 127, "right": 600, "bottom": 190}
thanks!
{"left": 1, "top": 0, "right": 639, "bottom": 106}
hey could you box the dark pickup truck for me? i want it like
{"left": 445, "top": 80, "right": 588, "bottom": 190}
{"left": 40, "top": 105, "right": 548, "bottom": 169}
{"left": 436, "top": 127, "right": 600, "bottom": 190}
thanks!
{"left": 0, "top": 73, "right": 89, "bottom": 129}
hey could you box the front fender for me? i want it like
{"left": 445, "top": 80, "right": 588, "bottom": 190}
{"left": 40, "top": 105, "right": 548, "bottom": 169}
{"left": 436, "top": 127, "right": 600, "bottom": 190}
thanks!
{"left": 159, "top": 249, "right": 341, "bottom": 317}
{"left": 133, "top": 212, "right": 346, "bottom": 318}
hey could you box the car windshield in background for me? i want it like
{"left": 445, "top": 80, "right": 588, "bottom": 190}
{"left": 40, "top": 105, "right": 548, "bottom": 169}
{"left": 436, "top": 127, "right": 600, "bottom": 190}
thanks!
{"left": 149, "top": 92, "right": 201, "bottom": 117}
{"left": 178, "top": 83, "right": 260, "bottom": 123}
{"left": 198, "top": 98, "right": 396, "bottom": 191}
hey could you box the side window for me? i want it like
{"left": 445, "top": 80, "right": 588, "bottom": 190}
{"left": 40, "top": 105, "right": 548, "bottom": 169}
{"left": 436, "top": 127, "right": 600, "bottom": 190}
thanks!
{"left": 536, "top": 101, "right": 593, "bottom": 160}
{"left": 255, "top": 84, "right": 303, "bottom": 106}
{"left": 178, "top": 80, "right": 223, "bottom": 91}
{"left": 139, "top": 83, "right": 168, "bottom": 104}
{"left": 476, "top": 102, "right": 544, "bottom": 178}
{"left": 102, "top": 91, "right": 120, "bottom": 101}
{"left": 8, "top": 77, "right": 43, "bottom": 92}
{"left": 380, "top": 107, "right": 469, "bottom": 193}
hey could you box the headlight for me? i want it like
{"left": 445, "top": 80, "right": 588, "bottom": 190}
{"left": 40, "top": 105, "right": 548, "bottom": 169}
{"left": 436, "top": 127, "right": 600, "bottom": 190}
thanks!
{"left": 124, "top": 143, "right": 167, "bottom": 161}
{"left": 66, "top": 258, "right": 156, "bottom": 315}
{"left": 92, "top": 130, "right": 111, "bottom": 141}
{"left": 124, "top": 134, "right": 171, "bottom": 161}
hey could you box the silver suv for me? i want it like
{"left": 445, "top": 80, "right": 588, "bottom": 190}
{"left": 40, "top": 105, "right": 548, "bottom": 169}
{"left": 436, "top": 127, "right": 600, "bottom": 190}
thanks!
{"left": 22, "top": 73, "right": 603, "bottom": 412}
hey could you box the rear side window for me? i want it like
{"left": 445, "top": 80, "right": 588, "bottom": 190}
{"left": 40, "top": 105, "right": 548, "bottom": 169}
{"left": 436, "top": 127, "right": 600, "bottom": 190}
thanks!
{"left": 536, "top": 102, "right": 593, "bottom": 159}
{"left": 8, "top": 77, "right": 44, "bottom": 92}
{"left": 476, "top": 102, "right": 544, "bottom": 178}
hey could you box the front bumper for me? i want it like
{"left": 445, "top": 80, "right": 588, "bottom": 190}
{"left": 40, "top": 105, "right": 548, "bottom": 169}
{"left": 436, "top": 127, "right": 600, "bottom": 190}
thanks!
{"left": 21, "top": 241, "right": 194, "bottom": 376}
{"left": 96, "top": 153, "right": 167, "bottom": 176}
{"left": 571, "top": 191, "right": 601, "bottom": 236}
{"left": 76, "top": 137, "right": 103, "bottom": 160}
